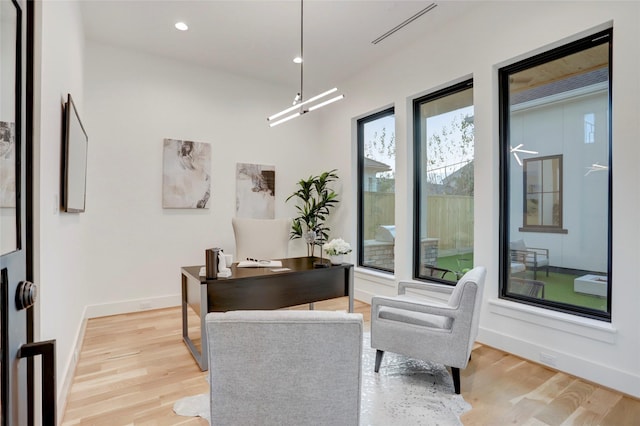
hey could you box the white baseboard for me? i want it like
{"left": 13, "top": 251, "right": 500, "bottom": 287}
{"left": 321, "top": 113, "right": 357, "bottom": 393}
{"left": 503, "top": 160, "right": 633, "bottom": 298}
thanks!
{"left": 57, "top": 305, "right": 88, "bottom": 425}
{"left": 354, "top": 268, "right": 396, "bottom": 303}
{"left": 84, "top": 294, "right": 181, "bottom": 319}
{"left": 478, "top": 327, "right": 640, "bottom": 399}
{"left": 58, "top": 294, "right": 181, "bottom": 419}
{"left": 354, "top": 288, "right": 375, "bottom": 305}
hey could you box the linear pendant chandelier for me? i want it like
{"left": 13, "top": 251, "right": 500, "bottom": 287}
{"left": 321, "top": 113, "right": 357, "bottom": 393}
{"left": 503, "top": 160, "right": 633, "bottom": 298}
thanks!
{"left": 267, "top": 0, "right": 344, "bottom": 127}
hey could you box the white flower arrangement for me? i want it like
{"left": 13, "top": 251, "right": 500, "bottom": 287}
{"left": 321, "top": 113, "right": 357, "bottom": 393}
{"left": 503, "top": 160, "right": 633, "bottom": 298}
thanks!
{"left": 323, "top": 238, "right": 352, "bottom": 256}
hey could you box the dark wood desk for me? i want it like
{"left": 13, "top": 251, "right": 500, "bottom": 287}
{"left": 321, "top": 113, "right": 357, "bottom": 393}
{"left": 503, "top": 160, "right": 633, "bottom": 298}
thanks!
{"left": 181, "top": 257, "right": 354, "bottom": 370}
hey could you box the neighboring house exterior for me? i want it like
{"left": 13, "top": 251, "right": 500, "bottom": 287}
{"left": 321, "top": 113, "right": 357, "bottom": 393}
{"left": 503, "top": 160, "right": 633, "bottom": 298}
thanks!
{"left": 509, "top": 70, "right": 608, "bottom": 272}
{"left": 441, "top": 160, "right": 474, "bottom": 195}
{"left": 363, "top": 157, "right": 392, "bottom": 192}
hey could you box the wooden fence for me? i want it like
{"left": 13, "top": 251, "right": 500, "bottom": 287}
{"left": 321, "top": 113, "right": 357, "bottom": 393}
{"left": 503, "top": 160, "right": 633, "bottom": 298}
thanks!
{"left": 363, "top": 192, "right": 473, "bottom": 251}
{"left": 362, "top": 192, "right": 395, "bottom": 240}
{"left": 426, "top": 195, "right": 473, "bottom": 252}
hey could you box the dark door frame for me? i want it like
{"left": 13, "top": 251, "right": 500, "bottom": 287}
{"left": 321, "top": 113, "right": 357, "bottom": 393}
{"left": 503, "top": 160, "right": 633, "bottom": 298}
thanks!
{"left": 26, "top": 0, "right": 35, "bottom": 424}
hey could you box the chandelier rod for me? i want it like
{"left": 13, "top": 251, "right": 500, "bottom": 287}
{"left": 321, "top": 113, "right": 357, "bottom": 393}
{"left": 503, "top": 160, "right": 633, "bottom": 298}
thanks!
{"left": 300, "top": 0, "right": 304, "bottom": 105}
{"left": 266, "top": 0, "right": 344, "bottom": 127}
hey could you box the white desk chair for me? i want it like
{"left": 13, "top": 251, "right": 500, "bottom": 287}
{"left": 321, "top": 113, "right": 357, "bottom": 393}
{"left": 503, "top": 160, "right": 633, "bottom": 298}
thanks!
{"left": 232, "top": 217, "right": 291, "bottom": 262}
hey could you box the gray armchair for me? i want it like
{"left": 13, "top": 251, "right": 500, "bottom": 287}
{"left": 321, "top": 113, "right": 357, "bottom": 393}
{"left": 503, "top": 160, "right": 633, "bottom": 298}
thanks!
{"left": 205, "top": 310, "right": 363, "bottom": 425}
{"left": 370, "top": 266, "right": 486, "bottom": 394}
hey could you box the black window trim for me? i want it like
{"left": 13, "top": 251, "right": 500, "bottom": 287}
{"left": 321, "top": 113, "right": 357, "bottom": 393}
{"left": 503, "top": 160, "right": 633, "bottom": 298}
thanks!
{"left": 357, "top": 107, "right": 395, "bottom": 274}
{"left": 498, "top": 28, "right": 612, "bottom": 321}
{"left": 412, "top": 78, "right": 474, "bottom": 285}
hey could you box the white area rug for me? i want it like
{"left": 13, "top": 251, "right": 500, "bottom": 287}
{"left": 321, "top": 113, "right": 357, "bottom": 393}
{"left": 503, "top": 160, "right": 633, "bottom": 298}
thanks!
{"left": 174, "top": 333, "right": 471, "bottom": 425}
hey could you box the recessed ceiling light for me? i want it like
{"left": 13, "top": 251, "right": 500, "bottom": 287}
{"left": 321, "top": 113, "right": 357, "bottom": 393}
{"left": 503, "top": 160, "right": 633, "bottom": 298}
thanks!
{"left": 175, "top": 22, "right": 189, "bottom": 31}
{"left": 293, "top": 56, "right": 303, "bottom": 64}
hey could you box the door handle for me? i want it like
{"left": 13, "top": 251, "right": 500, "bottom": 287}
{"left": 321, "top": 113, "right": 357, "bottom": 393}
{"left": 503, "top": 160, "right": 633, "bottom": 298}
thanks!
{"left": 19, "top": 340, "right": 57, "bottom": 426}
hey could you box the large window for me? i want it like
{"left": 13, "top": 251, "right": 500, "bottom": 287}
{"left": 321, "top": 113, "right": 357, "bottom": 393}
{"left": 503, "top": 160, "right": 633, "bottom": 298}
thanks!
{"left": 499, "top": 29, "right": 612, "bottom": 320}
{"left": 414, "top": 80, "right": 474, "bottom": 283}
{"left": 357, "top": 108, "right": 395, "bottom": 273}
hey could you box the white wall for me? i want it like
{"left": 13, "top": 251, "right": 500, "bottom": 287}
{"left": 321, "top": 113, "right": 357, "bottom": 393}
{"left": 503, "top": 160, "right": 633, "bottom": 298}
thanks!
{"left": 321, "top": 2, "right": 640, "bottom": 397}
{"left": 83, "top": 41, "right": 325, "bottom": 316}
{"left": 34, "top": 0, "right": 87, "bottom": 417}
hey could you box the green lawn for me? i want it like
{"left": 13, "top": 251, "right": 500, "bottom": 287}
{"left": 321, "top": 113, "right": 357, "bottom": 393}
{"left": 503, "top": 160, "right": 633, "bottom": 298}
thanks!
{"left": 433, "top": 253, "right": 607, "bottom": 312}
{"left": 434, "top": 253, "right": 474, "bottom": 278}
{"left": 511, "top": 269, "right": 607, "bottom": 311}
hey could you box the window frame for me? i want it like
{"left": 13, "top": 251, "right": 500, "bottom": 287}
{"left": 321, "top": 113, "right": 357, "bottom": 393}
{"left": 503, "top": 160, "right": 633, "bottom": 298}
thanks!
{"left": 412, "top": 79, "right": 474, "bottom": 285}
{"left": 520, "top": 154, "right": 568, "bottom": 234}
{"left": 498, "top": 29, "right": 612, "bottom": 321}
{"left": 357, "top": 107, "right": 395, "bottom": 274}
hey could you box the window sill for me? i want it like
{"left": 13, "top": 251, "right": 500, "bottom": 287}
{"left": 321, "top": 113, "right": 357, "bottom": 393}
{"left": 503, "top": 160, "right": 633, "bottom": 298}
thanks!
{"left": 519, "top": 227, "right": 568, "bottom": 234}
{"left": 488, "top": 298, "right": 617, "bottom": 344}
{"left": 354, "top": 266, "right": 394, "bottom": 282}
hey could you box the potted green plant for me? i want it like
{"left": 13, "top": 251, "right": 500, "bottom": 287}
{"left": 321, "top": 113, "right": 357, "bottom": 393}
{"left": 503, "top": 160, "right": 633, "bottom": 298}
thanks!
{"left": 286, "top": 169, "right": 339, "bottom": 257}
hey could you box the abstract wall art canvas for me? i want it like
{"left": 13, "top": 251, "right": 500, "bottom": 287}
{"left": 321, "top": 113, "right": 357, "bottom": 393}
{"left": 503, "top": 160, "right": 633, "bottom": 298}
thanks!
{"left": 236, "top": 163, "right": 275, "bottom": 218}
{"left": 0, "top": 121, "right": 16, "bottom": 208}
{"left": 163, "top": 138, "right": 211, "bottom": 208}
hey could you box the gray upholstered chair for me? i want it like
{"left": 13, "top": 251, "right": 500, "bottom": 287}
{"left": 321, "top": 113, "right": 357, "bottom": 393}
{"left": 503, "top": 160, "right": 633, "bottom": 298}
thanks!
{"left": 232, "top": 217, "right": 291, "bottom": 262}
{"left": 370, "top": 266, "right": 486, "bottom": 394}
{"left": 205, "top": 310, "right": 363, "bottom": 425}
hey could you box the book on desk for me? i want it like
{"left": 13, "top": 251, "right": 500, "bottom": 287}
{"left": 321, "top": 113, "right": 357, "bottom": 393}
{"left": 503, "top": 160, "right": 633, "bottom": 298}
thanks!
{"left": 236, "top": 260, "right": 283, "bottom": 268}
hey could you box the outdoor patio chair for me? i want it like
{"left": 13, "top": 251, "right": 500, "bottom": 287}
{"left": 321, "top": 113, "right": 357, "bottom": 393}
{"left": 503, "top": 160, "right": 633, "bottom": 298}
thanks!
{"left": 510, "top": 239, "right": 549, "bottom": 279}
{"left": 510, "top": 262, "right": 526, "bottom": 275}
{"left": 508, "top": 277, "right": 545, "bottom": 298}
{"left": 421, "top": 265, "right": 456, "bottom": 280}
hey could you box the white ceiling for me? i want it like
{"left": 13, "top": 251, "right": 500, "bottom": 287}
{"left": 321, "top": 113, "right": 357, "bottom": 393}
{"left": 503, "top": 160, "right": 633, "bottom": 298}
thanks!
{"left": 81, "top": 1, "right": 473, "bottom": 93}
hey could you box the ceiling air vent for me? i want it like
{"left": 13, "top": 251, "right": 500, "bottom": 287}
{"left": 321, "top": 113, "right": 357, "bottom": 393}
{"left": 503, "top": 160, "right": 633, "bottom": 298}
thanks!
{"left": 371, "top": 3, "right": 438, "bottom": 45}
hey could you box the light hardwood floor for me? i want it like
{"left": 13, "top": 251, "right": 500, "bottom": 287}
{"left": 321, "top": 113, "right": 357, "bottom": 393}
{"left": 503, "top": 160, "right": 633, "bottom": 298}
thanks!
{"left": 61, "top": 298, "right": 639, "bottom": 425}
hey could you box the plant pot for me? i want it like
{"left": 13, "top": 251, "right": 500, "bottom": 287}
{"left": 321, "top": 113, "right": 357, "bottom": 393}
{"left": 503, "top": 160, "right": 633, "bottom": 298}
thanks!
{"left": 328, "top": 254, "right": 344, "bottom": 265}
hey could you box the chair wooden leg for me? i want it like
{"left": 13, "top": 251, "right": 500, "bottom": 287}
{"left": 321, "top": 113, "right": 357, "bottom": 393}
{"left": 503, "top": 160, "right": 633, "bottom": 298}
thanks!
{"left": 451, "top": 367, "right": 461, "bottom": 394}
{"left": 374, "top": 350, "right": 384, "bottom": 373}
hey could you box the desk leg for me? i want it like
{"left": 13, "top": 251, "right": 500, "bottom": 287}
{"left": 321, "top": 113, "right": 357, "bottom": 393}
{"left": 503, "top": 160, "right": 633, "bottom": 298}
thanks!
{"left": 182, "top": 273, "right": 209, "bottom": 371}
{"left": 199, "top": 283, "right": 208, "bottom": 370}
{"left": 181, "top": 274, "right": 188, "bottom": 345}
{"left": 347, "top": 265, "right": 354, "bottom": 313}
